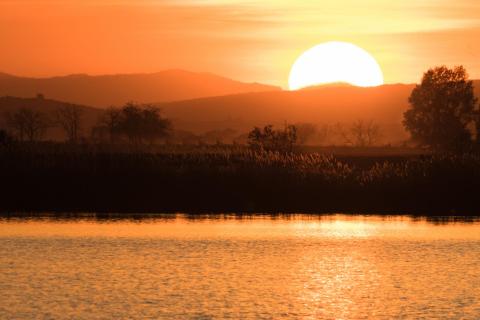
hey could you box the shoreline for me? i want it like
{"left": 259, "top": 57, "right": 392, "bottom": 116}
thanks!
{"left": 1, "top": 212, "right": 479, "bottom": 224}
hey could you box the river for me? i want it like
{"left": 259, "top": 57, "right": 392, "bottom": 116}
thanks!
{"left": 1, "top": 214, "right": 479, "bottom": 319}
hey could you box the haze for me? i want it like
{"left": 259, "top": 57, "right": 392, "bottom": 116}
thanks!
{"left": 1, "top": 0, "right": 480, "bottom": 87}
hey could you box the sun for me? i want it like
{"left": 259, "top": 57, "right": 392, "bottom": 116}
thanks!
{"left": 288, "top": 41, "right": 384, "bottom": 90}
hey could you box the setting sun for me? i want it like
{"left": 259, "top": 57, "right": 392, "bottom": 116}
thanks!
{"left": 288, "top": 41, "right": 384, "bottom": 90}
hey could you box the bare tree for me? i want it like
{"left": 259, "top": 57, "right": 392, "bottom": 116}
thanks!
{"left": 56, "top": 105, "right": 82, "bottom": 143}
{"left": 5, "top": 108, "right": 48, "bottom": 142}
{"left": 333, "top": 122, "right": 353, "bottom": 146}
{"left": 364, "top": 120, "right": 381, "bottom": 146}
{"left": 335, "top": 120, "right": 381, "bottom": 147}
{"left": 350, "top": 120, "right": 368, "bottom": 146}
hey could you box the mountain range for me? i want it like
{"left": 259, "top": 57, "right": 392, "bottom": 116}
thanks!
{"left": 0, "top": 70, "right": 280, "bottom": 107}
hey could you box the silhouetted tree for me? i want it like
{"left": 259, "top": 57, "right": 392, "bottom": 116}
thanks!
{"left": 116, "top": 102, "right": 171, "bottom": 145}
{"left": 351, "top": 120, "right": 381, "bottom": 147}
{"left": 403, "top": 65, "right": 477, "bottom": 151}
{"left": 56, "top": 105, "right": 82, "bottom": 143}
{"left": 141, "top": 105, "right": 172, "bottom": 145}
{"left": 99, "top": 107, "right": 122, "bottom": 143}
{"left": 118, "top": 103, "right": 142, "bottom": 144}
{"left": 5, "top": 108, "right": 48, "bottom": 142}
{"left": 248, "top": 124, "right": 297, "bottom": 152}
{"left": 335, "top": 120, "right": 381, "bottom": 146}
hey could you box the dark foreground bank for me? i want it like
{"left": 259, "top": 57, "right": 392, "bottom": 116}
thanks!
{"left": 1, "top": 146, "right": 479, "bottom": 214}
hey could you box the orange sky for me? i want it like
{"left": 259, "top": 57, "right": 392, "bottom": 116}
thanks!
{"left": 1, "top": 0, "right": 480, "bottom": 87}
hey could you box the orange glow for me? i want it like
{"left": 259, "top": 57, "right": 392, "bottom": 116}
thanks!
{"left": 0, "top": 1, "right": 479, "bottom": 87}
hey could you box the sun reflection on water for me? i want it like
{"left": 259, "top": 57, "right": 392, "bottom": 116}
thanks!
{"left": 1, "top": 215, "right": 480, "bottom": 318}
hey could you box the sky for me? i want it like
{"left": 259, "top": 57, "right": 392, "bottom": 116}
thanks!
{"left": 1, "top": 0, "right": 480, "bottom": 87}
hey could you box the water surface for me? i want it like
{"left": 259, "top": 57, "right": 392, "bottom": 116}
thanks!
{"left": 1, "top": 214, "right": 479, "bottom": 319}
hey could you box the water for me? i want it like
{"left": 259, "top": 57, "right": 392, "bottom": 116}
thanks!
{"left": 1, "top": 215, "right": 480, "bottom": 319}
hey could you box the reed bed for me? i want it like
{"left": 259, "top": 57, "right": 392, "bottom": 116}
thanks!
{"left": 1, "top": 145, "right": 479, "bottom": 214}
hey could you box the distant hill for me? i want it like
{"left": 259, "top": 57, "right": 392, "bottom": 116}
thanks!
{"left": 158, "top": 81, "right": 480, "bottom": 144}
{"left": 0, "top": 95, "right": 102, "bottom": 140}
{"left": 0, "top": 70, "right": 280, "bottom": 108}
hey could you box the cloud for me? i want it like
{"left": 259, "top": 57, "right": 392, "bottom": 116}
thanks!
{"left": 172, "top": 0, "right": 480, "bottom": 34}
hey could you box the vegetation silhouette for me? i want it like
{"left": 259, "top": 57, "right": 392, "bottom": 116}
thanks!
{"left": 5, "top": 108, "right": 49, "bottom": 142}
{"left": 1, "top": 65, "right": 480, "bottom": 214}
{"left": 334, "top": 120, "right": 382, "bottom": 147}
{"left": 56, "top": 105, "right": 83, "bottom": 143}
{"left": 0, "top": 144, "right": 479, "bottom": 214}
{"left": 248, "top": 124, "right": 297, "bottom": 152}
{"left": 97, "top": 107, "right": 122, "bottom": 144}
{"left": 403, "top": 65, "right": 478, "bottom": 152}
{"left": 93, "top": 102, "right": 171, "bottom": 146}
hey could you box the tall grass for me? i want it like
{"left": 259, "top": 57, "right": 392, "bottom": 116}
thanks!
{"left": 1, "top": 144, "right": 479, "bottom": 214}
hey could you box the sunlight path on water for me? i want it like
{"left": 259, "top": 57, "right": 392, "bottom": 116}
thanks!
{"left": 0, "top": 214, "right": 479, "bottom": 319}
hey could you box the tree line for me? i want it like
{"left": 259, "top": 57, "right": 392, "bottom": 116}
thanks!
{"left": 1, "top": 102, "right": 171, "bottom": 145}
{"left": 0, "top": 102, "right": 383, "bottom": 149}
{"left": 245, "top": 120, "right": 382, "bottom": 152}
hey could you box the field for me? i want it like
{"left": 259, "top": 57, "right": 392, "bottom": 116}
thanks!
{"left": 0, "top": 143, "right": 478, "bottom": 215}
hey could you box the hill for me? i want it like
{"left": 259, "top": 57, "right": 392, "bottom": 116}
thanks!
{"left": 0, "top": 95, "right": 102, "bottom": 140}
{"left": 158, "top": 81, "right": 480, "bottom": 144}
{"left": 0, "top": 70, "right": 280, "bottom": 108}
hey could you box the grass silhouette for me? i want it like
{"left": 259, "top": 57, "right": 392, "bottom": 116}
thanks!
{"left": 1, "top": 144, "right": 479, "bottom": 214}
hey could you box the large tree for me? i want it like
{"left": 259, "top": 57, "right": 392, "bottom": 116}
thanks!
{"left": 116, "top": 103, "right": 171, "bottom": 145}
{"left": 403, "top": 66, "right": 477, "bottom": 151}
